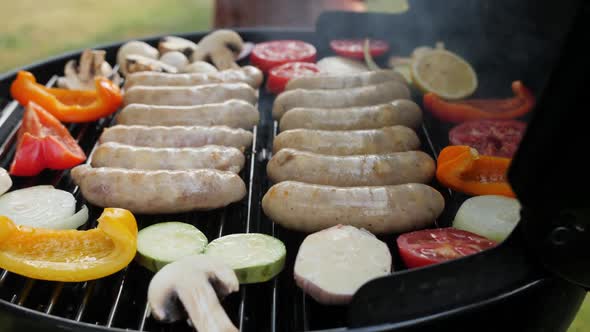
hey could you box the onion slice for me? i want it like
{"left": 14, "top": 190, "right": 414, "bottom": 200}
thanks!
{"left": 58, "top": 204, "right": 89, "bottom": 230}
{"left": 453, "top": 195, "right": 521, "bottom": 242}
{"left": 0, "top": 185, "right": 88, "bottom": 229}
{"left": 237, "top": 42, "right": 255, "bottom": 61}
{"left": 0, "top": 168, "right": 12, "bottom": 196}
{"left": 363, "top": 38, "right": 381, "bottom": 71}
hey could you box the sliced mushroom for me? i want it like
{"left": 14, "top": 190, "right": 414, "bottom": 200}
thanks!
{"left": 236, "top": 42, "right": 254, "bottom": 61}
{"left": 160, "top": 51, "right": 189, "bottom": 71}
{"left": 57, "top": 49, "right": 121, "bottom": 90}
{"left": 192, "top": 30, "right": 243, "bottom": 70}
{"left": 148, "top": 255, "right": 239, "bottom": 332}
{"left": 117, "top": 41, "right": 159, "bottom": 75}
{"left": 183, "top": 61, "right": 219, "bottom": 74}
{"left": 158, "top": 36, "right": 198, "bottom": 58}
{"left": 125, "top": 54, "right": 178, "bottom": 74}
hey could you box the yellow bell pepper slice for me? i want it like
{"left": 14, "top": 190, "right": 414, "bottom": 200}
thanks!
{"left": 0, "top": 208, "right": 137, "bottom": 282}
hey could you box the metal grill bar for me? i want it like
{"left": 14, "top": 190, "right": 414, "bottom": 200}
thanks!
{"left": 302, "top": 289, "right": 310, "bottom": 331}
{"left": 245, "top": 125, "right": 257, "bottom": 234}
{"left": 237, "top": 125, "right": 259, "bottom": 332}
{"left": 44, "top": 283, "right": 63, "bottom": 314}
{"left": 75, "top": 281, "right": 95, "bottom": 322}
{"left": 138, "top": 302, "right": 151, "bottom": 331}
{"left": 16, "top": 279, "right": 34, "bottom": 306}
{"left": 238, "top": 288, "right": 247, "bottom": 331}
{"left": 106, "top": 268, "right": 129, "bottom": 327}
{"left": 0, "top": 125, "right": 19, "bottom": 158}
{"left": 269, "top": 134, "right": 279, "bottom": 332}
{"left": 0, "top": 270, "right": 9, "bottom": 286}
{"left": 217, "top": 210, "right": 227, "bottom": 239}
{"left": 0, "top": 102, "right": 19, "bottom": 130}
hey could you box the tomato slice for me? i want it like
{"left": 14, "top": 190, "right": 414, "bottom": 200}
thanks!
{"left": 266, "top": 62, "right": 320, "bottom": 94}
{"left": 250, "top": 40, "right": 317, "bottom": 73}
{"left": 330, "top": 39, "right": 389, "bottom": 59}
{"left": 10, "top": 102, "right": 86, "bottom": 176}
{"left": 396, "top": 228, "right": 497, "bottom": 268}
{"left": 449, "top": 119, "right": 527, "bottom": 158}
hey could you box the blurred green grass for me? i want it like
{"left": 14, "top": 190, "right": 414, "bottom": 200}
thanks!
{"left": 0, "top": 1, "right": 587, "bottom": 331}
{"left": 0, "top": 0, "right": 213, "bottom": 72}
{"left": 570, "top": 295, "right": 589, "bottom": 332}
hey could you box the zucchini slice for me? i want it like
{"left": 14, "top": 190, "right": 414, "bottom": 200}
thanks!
{"left": 205, "top": 233, "right": 286, "bottom": 284}
{"left": 137, "top": 222, "right": 208, "bottom": 272}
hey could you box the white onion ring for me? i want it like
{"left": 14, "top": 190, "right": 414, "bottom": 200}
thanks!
{"left": 0, "top": 185, "right": 88, "bottom": 229}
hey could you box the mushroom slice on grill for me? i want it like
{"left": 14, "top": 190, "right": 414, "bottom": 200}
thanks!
{"left": 57, "top": 49, "right": 121, "bottom": 90}
{"left": 192, "top": 30, "right": 244, "bottom": 70}
{"left": 148, "top": 255, "right": 239, "bottom": 332}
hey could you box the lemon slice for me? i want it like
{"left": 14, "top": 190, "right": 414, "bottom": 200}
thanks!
{"left": 411, "top": 50, "right": 477, "bottom": 100}
{"left": 393, "top": 64, "right": 412, "bottom": 84}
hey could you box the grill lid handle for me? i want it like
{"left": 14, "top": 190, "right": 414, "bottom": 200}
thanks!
{"left": 508, "top": 0, "right": 590, "bottom": 289}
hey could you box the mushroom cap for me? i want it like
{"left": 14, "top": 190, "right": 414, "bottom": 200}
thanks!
{"left": 183, "top": 61, "right": 219, "bottom": 74}
{"left": 58, "top": 49, "right": 120, "bottom": 90}
{"left": 159, "top": 51, "right": 189, "bottom": 71}
{"left": 117, "top": 41, "right": 159, "bottom": 75}
{"left": 191, "top": 29, "right": 244, "bottom": 62}
{"left": 125, "top": 54, "right": 178, "bottom": 74}
{"left": 159, "top": 36, "right": 197, "bottom": 57}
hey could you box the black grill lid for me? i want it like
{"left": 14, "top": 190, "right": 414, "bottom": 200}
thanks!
{"left": 509, "top": 0, "right": 590, "bottom": 289}
{"left": 316, "top": 0, "right": 589, "bottom": 327}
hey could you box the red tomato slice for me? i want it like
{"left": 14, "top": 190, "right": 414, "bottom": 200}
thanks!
{"left": 330, "top": 39, "right": 389, "bottom": 59}
{"left": 449, "top": 119, "right": 526, "bottom": 158}
{"left": 397, "top": 228, "right": 497, "bottom": 268}
{"left": 266, "top": 62, "right": 320, "bottom": 94}
{"left": 250, "top": 40, "right": 317, "bottom": 73}
{"left": 10, "top": 102, "right": 86, "bottom": 176}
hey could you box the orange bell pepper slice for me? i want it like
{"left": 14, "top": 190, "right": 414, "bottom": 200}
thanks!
{"left": 10, "top": 71, "right": 122, "bottom": 123}
{"left": 436, "top": 145, "right": 515, "bottom": 197}
{"left": 424, "top": 81, "right": 535, "bottom": 123}
{"left": 0, "top": 208, "right": 137, "bottom": 282}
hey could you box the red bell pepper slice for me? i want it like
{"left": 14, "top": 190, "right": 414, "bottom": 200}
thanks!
{"left": 10, "top": 102, "right": 86, "bottom": 176}
{"left": 423, "top": 81, "right": 535, "bottom": 123}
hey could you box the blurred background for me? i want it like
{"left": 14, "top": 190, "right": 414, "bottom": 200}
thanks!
{"left": 0, "top": 0, "right": 587, "bottom": 330}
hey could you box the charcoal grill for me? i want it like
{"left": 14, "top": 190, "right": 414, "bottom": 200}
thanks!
{"left": 0, "top": 1, "right": 588, "bottom": 331}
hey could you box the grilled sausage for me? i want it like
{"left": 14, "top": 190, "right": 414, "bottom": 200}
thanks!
{"left": 124, "top": 65, "right": 263, "bottom": 89}
{"left": 71, "top": 165, "right": 246, "bottom": 214}
{"left": 261, "top": 181, "right": 445, "bottom": 234}
{"left": 272, "top": 81, "right": 410, "bottom": 119}
{"left": 272, "top": 126, "right": 420, "bottom": 155}
{"left": 91, "top": 142, "right": 245, "bottom": 173}
{"left": 100, "top": 125, "right": 253, "bottom": 151}
{"left": 267, "top": 149, "right": 434, "bottom": 186}
{"left": 123, "top": 83, "right": 257, "bottom": 106}
{"left": 279, "top": 100, "right": 422, "bottom": 131}
{"left": 285, "top": 70, "right": 405, "bottom": 90}
{"left": 116, "top": 100, "right": 259, "bottom": 129}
